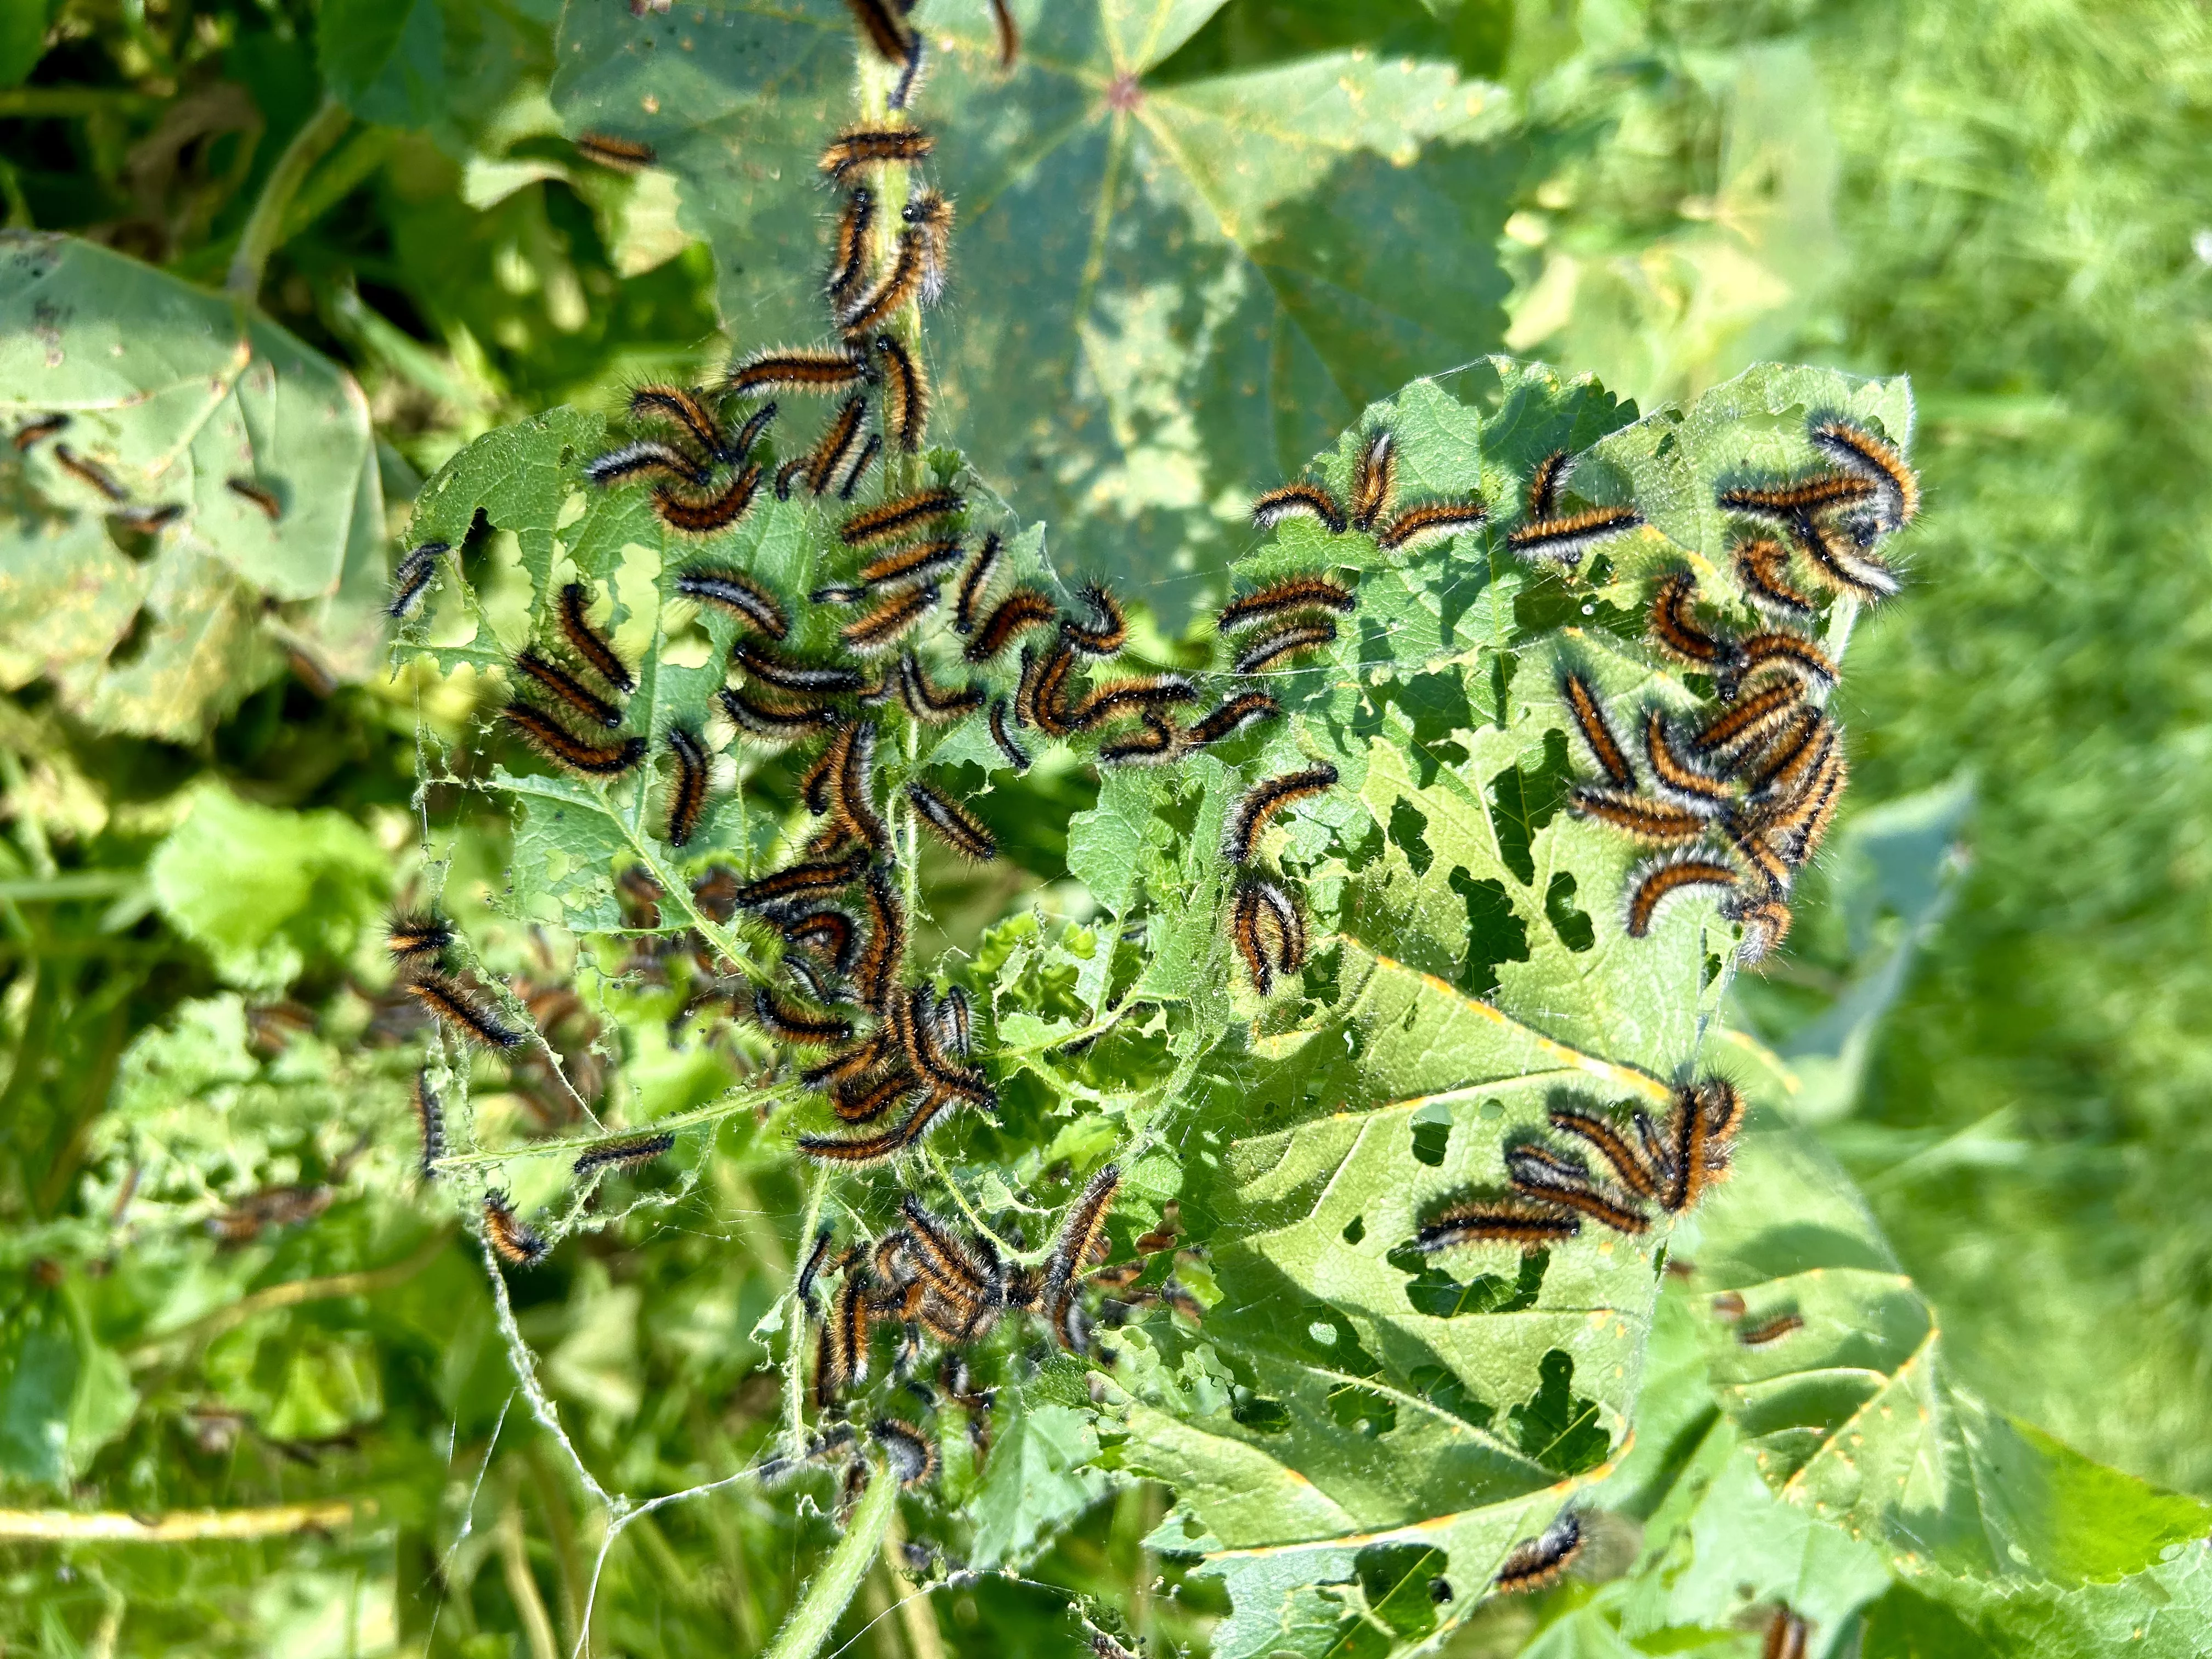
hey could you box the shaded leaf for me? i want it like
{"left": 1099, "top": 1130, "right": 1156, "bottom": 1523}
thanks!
{"left": 549, "top": 0, "right": 1523, "bottom": 619}
{"left": 0, "top": 233, "right": 386, "bottom": 739}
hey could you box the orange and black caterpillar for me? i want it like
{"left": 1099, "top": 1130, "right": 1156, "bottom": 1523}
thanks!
{"left": 840, "top": 582, "right": 939, "bottom": 656}
{"left": 655, "top": 465, "right": 764, "bottom": 536}
{"left": 827, "top": 188, "right": 874, "bottom": 307}
{"left": 1216, "top": 575, "right": 1357, "bottom": 634}
{"left": 858, "top": 537, "right": 964, "bottom": 589}
{"left": 1733, "top": 534, "right": 1818, "bottom": 621}
{"left": 802, "top": 394, "right": 870, "bottom": 495}
{"left": 1566, "top": 786, "right": 1709, "bottom": 845}
{"left": 586, "top": 439, "right": 709, "bottom": 489}
{"left": 227, "top": 478, "right": 282, "bottom": 520}
{"left": 628, "top": 385, "right": 731, "bottom": 462}
{"left": 1494, "top": 1513, "right": 1582, "bottom": 1595}
{"left": 1349, "top": 428, "right": 1397, "bottom": 531}
{"left": 720, "top": 686, "right": 838, "bottom": 744}
{"left": 1060, "top": 582, "right": 1128, "bottom": 656}
{"left": 1186, "top": 692, "right": 1280, "bottom": 748}
{"left": 798, "top": 1090, "right": 951, "bottom": 1165}
{"left": 1623, "top": 851, "right": 1739, "bottom": 937}
{"left": 663, "top": 726, "right": 710, "bottom": 848}
{"left": 841, "top": 487, "right": 964, "bottom": 548}
{"left": 1804, "top": 414, "right": 1918, "bottom": 532}
{"left": 408, "top": 972, "right": 526, "bottom": 1049}
{"left": 953, "top": 532, "right": 1003, "bottom": 634}
{"left": 1232, "top": 618, "right": 1336, "bottom": 675}
{"left": 1559, "top": 670, "right": 1635, "bottom": 790}
{"left": 754, "top": 988, "right": 857, "bottom": 1048}
{"left": 839, "top": 228, "right": 927, "bottom": 337}
{"left": 576, "top": 132, "right": 654, "bottom": 172}
{"left": 1375, "top": 497, "right": 1488, "bottom": 552}
{"left": 500, "top": 704, "right": 647, "bottom": 778}
{"left": 1221, "top": 765, "right": 1339, "bottom": 865}
{"left": 1251, "top": 481, "right": 1347, "bottom": 535}
{"left": 966, "top": 588, "right": 1057, "bottom": 663}
{"left": 574, "top": 1130, "right": 676, "bottom": 1177}
{"left": 726, "top": 347, "right": 868, "bottom": 398}
{"left": 730, "top": 639, "right": 867, "bottom": 695}
{"left": 512, "top": 646, "right": 623, "bottom": 731}
{"left": 386, "top": 911, "right": 454, "bottom": 967}
{"left": 1417, "top": 1199, "right": 1579, "bottom": 1254}
{"left": 676, "top": 567, "right": 791, "bottom": 639}
{"left": 907, "top": 779, "right": 996, "bottom": 860}
{"left": 484, "top": 1192, "right": 549, "bottom": 1266}
{"left": 733, "top": 848, "right": 872, "bottom": 911}
{"left": 896, "top": 653, "right": 984, "bottom": 724}
{"left": 873, "top": 332, "right": 929, "bottom": 452}
{"left": 558, "top": 583, "right": 636, "bottom": 692}
{"left": 819, "top": 125, "right": 934, "bottom": 182}
{"left": 1506, "top": 503, "right": 1642, "bottom": 568}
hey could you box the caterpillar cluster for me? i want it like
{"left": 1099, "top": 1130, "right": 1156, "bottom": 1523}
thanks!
{"left": 775, "top": 1166, "right": 1178, "bottom": 1499}
{"left": 1560, "top": 413, "right": 1918, "bottom": 962}
{"left": 1415, "top": 1077, "right": 1744, "bottom": 1252}
{"left": 387, "top": 910, "right": 680, "bottom": 1261}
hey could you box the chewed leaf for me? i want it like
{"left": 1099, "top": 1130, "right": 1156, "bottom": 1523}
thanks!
{"left": 1086, "top": 358, "right": 1915, "bottom": 1644}
{"left": 549, "top": 0, "right": 1521, "bottom": 622}
{"left": 0, "top": 233, "right": 386, "bottom": 738}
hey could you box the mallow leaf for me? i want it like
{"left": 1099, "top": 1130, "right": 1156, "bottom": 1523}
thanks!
{"left": 0, "top": 233, "right": 387, "bottom": 740}
{"left": 1664, "top": 1084, "right": 2212, "bottom": 1659}
{"left": 549, "top": 0, "right": 1520, "bottom": 621}
{"left": 1078, "top": 359, "right": 1914, "bottom": 1654}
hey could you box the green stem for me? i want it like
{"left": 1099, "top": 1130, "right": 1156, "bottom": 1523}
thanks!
{"left": 0, "top": 88, "right": 159, "bottom": 119}
{"left": 784, "top": 1166, "right": 831, "bottom": 1459}
{"left": 762, "top": 1464, "right": 898, "bottom": 1659}
{"left": 226, "top": 98, "right": 350, "bottom": 299}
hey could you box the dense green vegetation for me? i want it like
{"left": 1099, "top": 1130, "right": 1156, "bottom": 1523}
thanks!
{"left": 2, "top": 0, "right": 2209, "bottom": 1655}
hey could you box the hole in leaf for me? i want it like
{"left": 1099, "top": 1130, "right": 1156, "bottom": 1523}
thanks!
{"left": 1230, "top": 1393, "right": 1291, "bottom": 1434}
{"left": 1510, "top": 1349, "right": 1611, "bottom": 1475}
{"left": 1703, "top": 951, "right": 1724, "bottom": 986}
{"left": 1327, "top": 1381, "right": 1396, "bottom": 1438}
{"left": 1354, "top": 1543, "right": 1448, "bottom": 1642}
{"left": 1390, "top": 1243, "right": 1548, "bottom": 1318}
{"left": 1544, "top": 871, "right": 1595, "bottom": 952}
{"left": 1485, "top": 730, "right": 1570, "bottom": 886}
{"left": 1407, "top": 1363, "right": 1496, "bottom": 1431}
{"left": 1448, "top": 869, "right": 1529, "bottom": 997}
{"left": 1387, "top": 798, "right": 1432, "bottom": 876}
{"left": 1409, "top": 1102, "right": 1452, "bottom": 1167}
{"left": 1341, "top": 1215, "right": 1365, "bottom": 1246}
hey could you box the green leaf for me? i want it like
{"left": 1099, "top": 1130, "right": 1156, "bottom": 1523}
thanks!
{"left": 0, "top": 1285, "right": 138, "bottom": 1489}
{"left": 0, "top": 1, "right": 52, "bottom": 89}
{"left": 0, "top": 233, "right": 386, "bottom": 739}
{"left": 1085, "top": 358, "right": 1916, "bottom": 1650}
{"left": 319, "top": 0, "right": 447, "bottom": 128}
{"left": 549, "top": 0, "right": 1523, "bottom": 620}
{"left": 149, "top": 782, "right": 390, "bottom": 989}
{"left": 1669, "top": 1103, "right": 2212, "bottom": 1657}
{"left": 970, "top": 1392, "right": 1114, "bottom": 1567}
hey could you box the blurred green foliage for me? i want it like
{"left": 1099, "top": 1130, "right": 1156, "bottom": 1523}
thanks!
{"left": 1, "top": 0, "right": 2209, "bottom": 1654}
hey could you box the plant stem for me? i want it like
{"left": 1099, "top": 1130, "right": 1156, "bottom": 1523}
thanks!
{"left": 762, "top": 1465, "right": 898, "bottom": 1659}
{"left": 125, "top": 1231, "right": 452, "bottom": 1365}
{"left": 498, "top": 1498, "right": 563, "bottom": 1659}
{"left": 226, "top": 97, "right": 350, "bottom": 299}
{"left": 784, "top": 1165, "right": 831, "bottom": 1458}
{"left": 0, "top": 1500, "right": 366, "bottom": 1542}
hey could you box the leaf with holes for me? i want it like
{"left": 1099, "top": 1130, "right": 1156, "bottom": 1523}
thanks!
{"left": 548, "top": 0, "right": 1521, "bottom": 623}
{"left": 1651, "top": 1092, "right": 2212, "bottom": 1659}
{"left": 1072, "top": 358, "right": 1917, "bottom": 1654}
{"left": 0, "top": 233, "right": 386, "bottom": 741}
